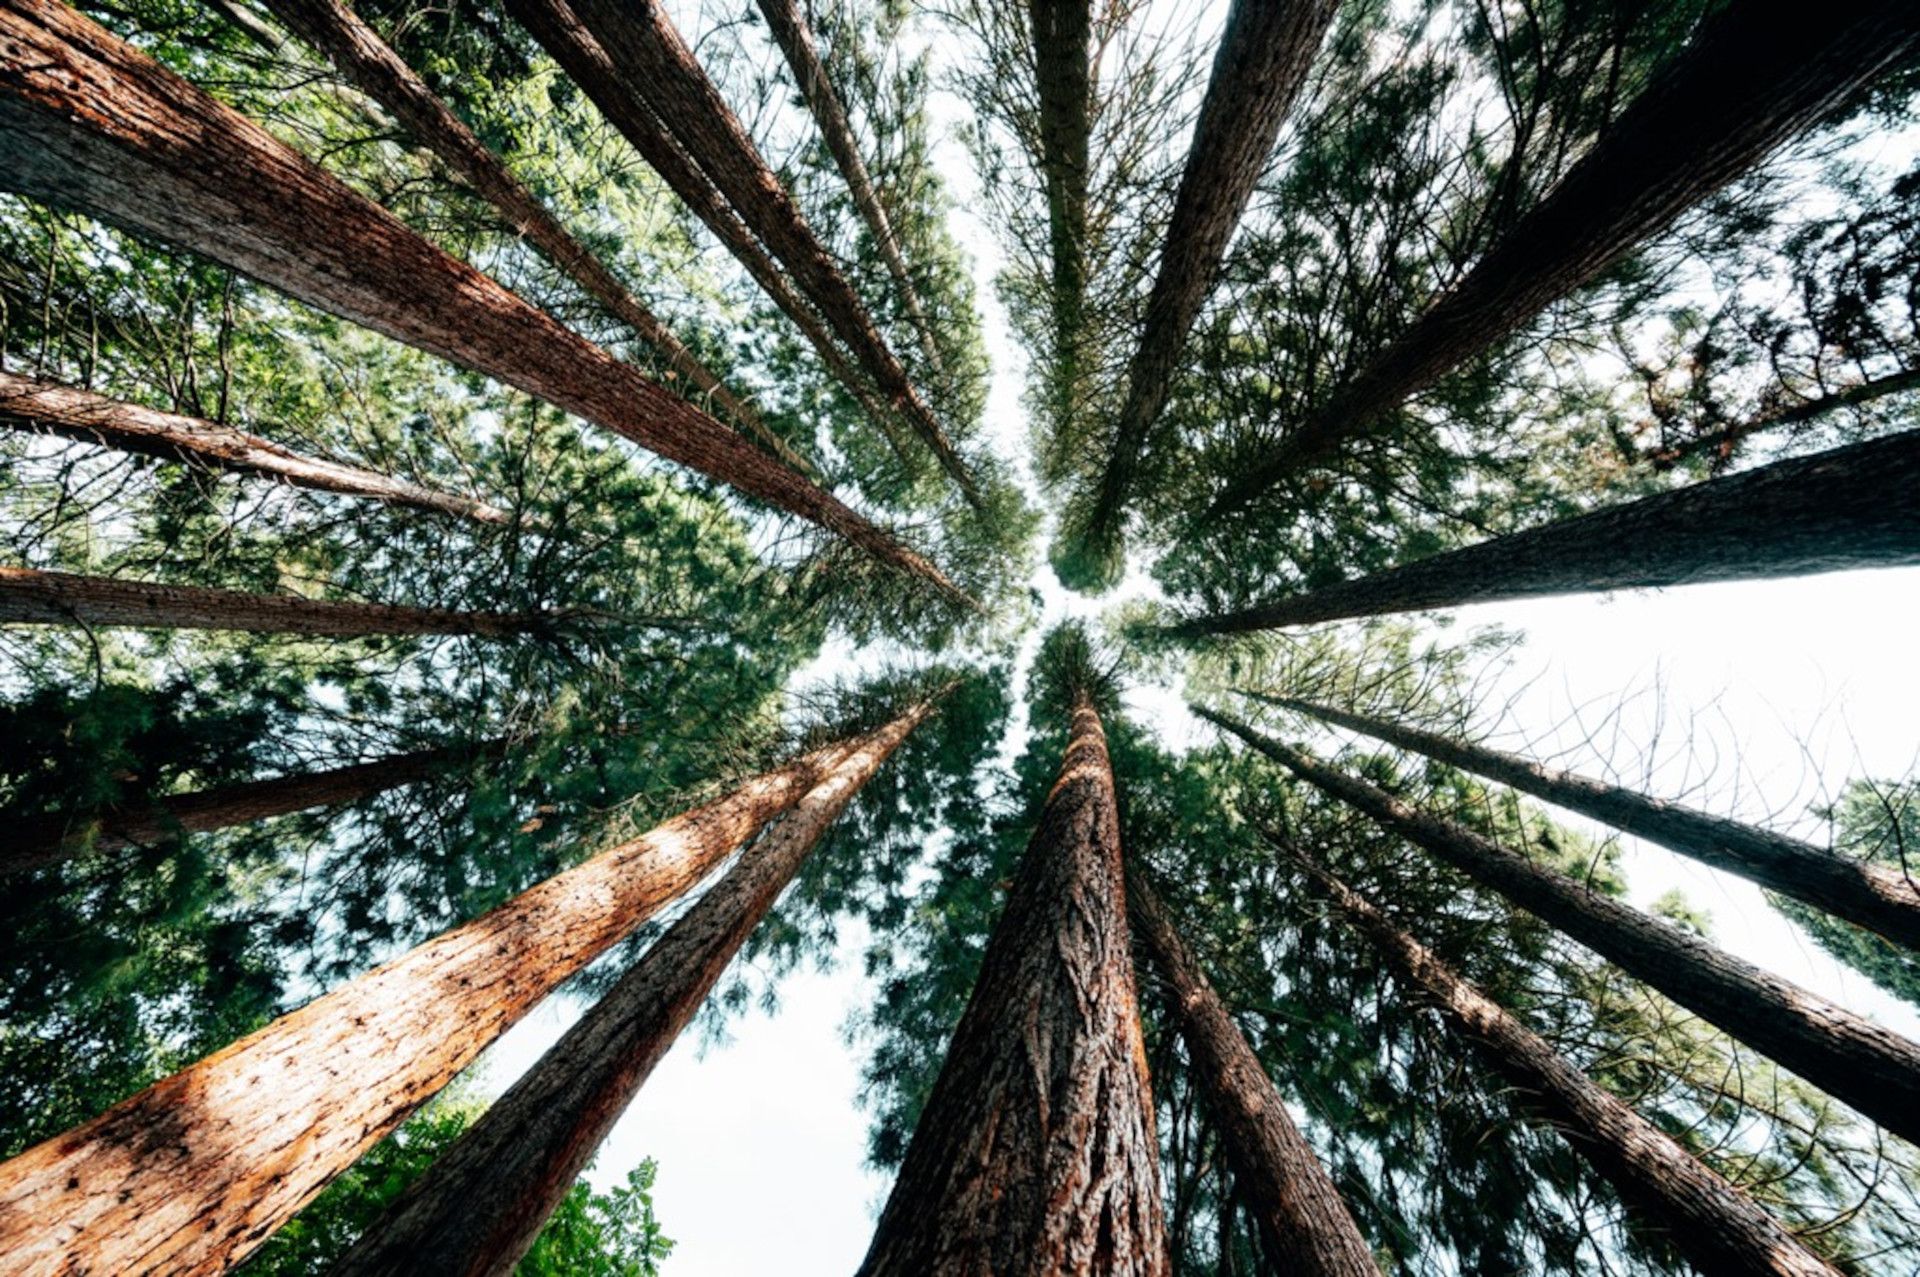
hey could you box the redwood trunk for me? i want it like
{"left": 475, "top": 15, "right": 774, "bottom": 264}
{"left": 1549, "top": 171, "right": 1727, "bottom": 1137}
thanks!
{"left": 1211, "top": 0, "right": 1920, "bottom": 509}
{"left": 0, "top": 0, "right": 964, "bottom": 601}
{"left": 1030, "top": 0, "right": 1092, "bottom": 429}
{"left": 0, "top": 735, "right": 856, "bottom": 1276}
{"left": 0, "top": 371, "right": 512, "bottom": 524}
{"left": 1169, "top": 430, "right": 1920, "bottom": 636}
{"left": 1202, "top": 706, "right": 1920, "bottom": 1147}
{"left": 1127, "top": 870, "right": 1376, "bottom": 1276}
{"left": 857, "top": 697, "right": 1169, "bottom": 1275}
{"left": 333, "top": 699, "right": 938, "bottom": 1276}
{"left": 1285, "top": 841, "right": 1840, "bottom": 1277}
{"left": 1264, "top": 693, "right": 1920, "bottom": 950}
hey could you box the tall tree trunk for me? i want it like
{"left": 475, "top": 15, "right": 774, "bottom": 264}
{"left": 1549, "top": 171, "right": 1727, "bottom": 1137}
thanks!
{"left": 1081, "top": 0, "right": 1338, "bottom": 555}
{"left": 0, "top": 735, "right": 858, "bottom": 1276}
{"left": 1646, "top": 364, "right": 1920, "bottom": 472}
{"left": 257, "top": 0, "right": 810, "bottom": 476}
{"left": 1261, "top": 692, "right": 1920, "bottom": 950}
{"left": 1029, "top": 0, "right": 1092, "bottom": 437}
{"left": 333, "top": 696, "right": 941, "bottom": 1276}
{"left": 0, "top": 370, "right": 513, "bottom": 524}
{"left": 858, "top": 696, "right": 1169, "bottom": 1276}
{"left": 1200, "top": 705, "right": 1920, "bottom": 1148}
{"left": 559, "top": 0, "right": 980, "bottom": 506}
{"left": 0, "top": 0, "right": 968, "bottom": 603}
{"left": 1165, "top": 430, "right": 1920, "bottom": 637}
{"left": 1282, "top": 838, "right": 1841, "bottom": 1277}
{"left": 754, "top": 0, "right": 944, "bottom": 378}
{"left": 1210, "top": 0, "right": 1920, "bottom": 512}
{"left": 1127, "top": 869, "right": 1377, "bottom": 1276}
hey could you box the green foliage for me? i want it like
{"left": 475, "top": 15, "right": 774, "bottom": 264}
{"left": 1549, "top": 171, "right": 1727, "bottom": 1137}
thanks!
{"left": 1772, "top": 779, "right": 1920, "bottom": 1008}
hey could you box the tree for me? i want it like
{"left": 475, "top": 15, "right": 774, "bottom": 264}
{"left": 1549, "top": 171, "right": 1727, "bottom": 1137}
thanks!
{"left": 1772, "top": 779, "right": 1920, "bottom": 1008}
{"left": 1029, "top": 0, "right": 1093, "bottom": 445}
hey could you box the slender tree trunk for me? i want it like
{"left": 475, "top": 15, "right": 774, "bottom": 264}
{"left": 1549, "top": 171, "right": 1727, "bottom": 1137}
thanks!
{"left": 1127, "top": 869, "right": 1377, "bottom": 1276}
{"left": 333, "top": 696, "right": 940, "bottom": 1276}
{"left": 0, "top": 0, "right": 967, "bottom": 603}
{"left": 1210, "top": 0, "right": 1920, "bottom": 511}
{"left": 0, "top": 734, "right": 859, "bottom": 1276}
{"left": 1200, "top": 705, "right": 1920, "bottom": 1147}
{"left": 754, "top": 0, "right": 944, "bottom": 378}
{"left": 1166, "top": 430, "right": 1920, "bottom": 637}
{"left": 1261, "top": 693, "right": 1920, "bottom": 950}
{"left": 0, "top": 370, "right": 513, "bottom": 523}
{"left": 559, "top": 0, "right": 980, "bottom": 506}
{"left": 1282, "top": 839, "right": 1841, "bottom": 1277}
{"left": 1029, "top": 0, "right": 1092, "bottom": 437}
{"left": 858, "top": 696, "right": 1169, "bottom": 1276}
{"left": 1647, "top": 364, "right": 1920, "bottom": 471}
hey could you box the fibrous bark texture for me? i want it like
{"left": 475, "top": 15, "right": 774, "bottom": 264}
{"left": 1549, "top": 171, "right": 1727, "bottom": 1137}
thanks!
{"left": 1203, "top": 706, "right": 1920, "bottom": 1148}
{"left": 1127, "top": 869, "right": 1377, "bottom": 1276}
{"left": 1287, "top": 841, "right": 1841, "bottom": 1277}
{"left": 334, "top": 698, "right": 939, "bottom": 1276}
{"left": 0, "top": 371, "right": 512, "bottom": 523}
{"left": 1171, "top": 429, "right": 1920, "bottom": 636}
{"left": 1212, "top": 0, "right": 1920, "bottom": 509}
{"left": 0, "top": 736, "right": 856, "bottom": 1276}
{"left": 1264, "top": 693, "right": 1920, "bottom": 950}
{"left": 0, "top": 0, "right": 964, "bottom": 599}
{"left": 858, "top": 697, "right": 1169, "bottom": 1276}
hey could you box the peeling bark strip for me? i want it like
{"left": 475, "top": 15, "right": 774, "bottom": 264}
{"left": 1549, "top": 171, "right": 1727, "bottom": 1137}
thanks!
{"left": 1262, "top": 693, "right": 1920, "bottom": 951}
{"left": 0, "top": 370, "right": 512, "bottom": 523}
{"left": 1212, "top": 0, "right": 1920, "bottom": 510}
{"left": 1283, "top": 841, "right": 1842, "bottom": 1277}
{"left": 1029, "top": 0, "right": 1091, "bottom": 425}
{"left": 559, "top": 0, "right": 981, "bottom": 506}
{"left": 1127, "top": 870, "right": 1376, "bottom": 1276}
{"left": 0, "top": 736, "right": 859, "bottom": 1276}
{"left": 859, "top": 697, "right": 1169, "bottom": 1276}
{"left": 0, "top": 0, "right": 965, "bottom": 601}
{"left": 1169, "top": 430, "right": 1920, "bottom": 636}
{"left": 1201, "top": 706, "right": 1920, "bottom": 1148}
{"left": 335, "top": 698, "right": 941, "bottom": 1277}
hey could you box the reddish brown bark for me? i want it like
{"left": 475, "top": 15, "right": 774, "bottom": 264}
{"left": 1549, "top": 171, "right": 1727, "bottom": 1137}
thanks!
{"left": 0, "top": 370, "right": 512, "bottom": 523}
{"left": 1127, "top": 870, "right": 1376, "bottom": 1276}
{"left": 1286, "top": 841, "right": 1841, "bottom": 1277}
{"left": 858, "top": 697, "right": 1169, "bottom": 1276}
{"left": 0, "top": 735, "right": 857, "bottom": 1276}
{"left": 1202, "top": 705, "right": 1920, "bottom": 1148}
{"left": 0, "top": 0, "right": 967, "bottom": 602}
{"left": 333, "top": 697, "right": 940, "bottom": 1276}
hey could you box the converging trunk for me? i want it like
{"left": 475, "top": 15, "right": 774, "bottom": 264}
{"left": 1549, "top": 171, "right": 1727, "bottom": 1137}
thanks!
{"left": 858, "top": 696, "right": 1169, "bottom": 1276}
{"left": 1029, "top": 0, "right": 1092, "bottom": 433}
{"left": 1646, "top": 365, "right": 1920, "bottom": 471}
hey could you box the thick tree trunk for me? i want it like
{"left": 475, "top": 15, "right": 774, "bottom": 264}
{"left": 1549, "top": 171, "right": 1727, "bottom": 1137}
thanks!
{"left": 754, "top": 0, "right": 943, "bottom": 378}
{"left": 1167, "top": 430, "right": 1920, "bottom": 637}
{"left": 1127, "top": 870, "right": 1377, "bottom": 1276}
{"left": 858, "top": 696, "right": 1169, "bottom": 1276}
{"left": 1082, "top": 0, "right": 1338, "bottom": 551}
{"left": 1029, "top": 0, "right": 1092, "bottom": 433}
{"left": 0, "top": 370, "right": 512, "bottom": 524}
{"left": 558, "top": 0, "right": 980, "bottom": 506}
{"left": 1263, "top": 693, "right": 1920, "bottom": 951}
{"left": 1647, "top": 365, "right": 1920, "bottom": 472}
{"left": 0, "top": 0, "right": 967, "bottom": 603}
{"left": 1211, "top": 0, "right": 1920, "bottom": 511}
{"left": 1201, "top": 706, "right": 1920, "bottom": 1148}
{"left": 0, "top": 735, "right": 857, "bottom": 1276}
{"left": 333, "top": 697, "right": 940, "bottom": 1276}
{"left": 1283, "top": 839, "right": 1841, "bottom": 1277}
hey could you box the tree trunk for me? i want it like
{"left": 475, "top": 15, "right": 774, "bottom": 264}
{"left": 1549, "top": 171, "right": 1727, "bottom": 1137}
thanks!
{"left": 1167, "top": 429, "right": 1920, "bottom": 636}
{"left": 559, "top": 0, "right": 980, "bottom": 506}
{"left": 857, "top": 696, "right": 1169, "bottom": 1276}
{"left": 1127, "top": 869, "right": 1377, "bottom": 1276}
{"left": 1029, "top": 0, "right": 1092, "bottom": 436}
{"left": 754, "top": 0, "right": 944, "bottom": 378}
{"left": 1646, "top": 364, "right": 1920, "bottom": 471}
{"left": 1210, "top": 0, "right": 1920, "bottom": 511}
{"left": 1200, "top": 706, "right": 1920, "bottom": 1148}
{"left": 1262, "top": 693, "right": 1920, "bottom": 951}
{"left": 333, "top": 696, "right": 940, "bottom": 1276}
{"left": 0, "top": 734, "right": 857, "bottom": 1276}
{"left": 257, "top": 0, "right": 810, "bottom": 476}
{"left": 1082, "top": 0, "right": 1338, "bottom": 553}
{"left": 1283, "top": 839, "right": 1841, "bottom": 1277}
{"left": 0, "top": 0, "right": 967, "bottom": 603}
{"left": 0, "top": 370, "right": 512, "bottom": 524}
